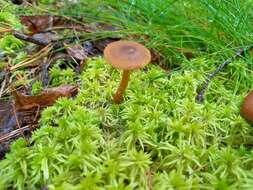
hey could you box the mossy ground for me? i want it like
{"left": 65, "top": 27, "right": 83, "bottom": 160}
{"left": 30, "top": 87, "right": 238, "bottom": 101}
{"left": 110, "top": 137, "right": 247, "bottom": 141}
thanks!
{"left": 1, "top": 0, "right": 253, "bottom": 189}
{"left": 1, "top": 58, "right": 253, "bottom": 190}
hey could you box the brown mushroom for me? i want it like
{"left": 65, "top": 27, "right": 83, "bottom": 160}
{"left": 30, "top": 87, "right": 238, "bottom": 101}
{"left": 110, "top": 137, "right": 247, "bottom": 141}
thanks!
{"left": 104, "top": 40, "right": 151, "bottom": 103}
{"left": 241, "top": 90, "right": 253, "bottom": 123}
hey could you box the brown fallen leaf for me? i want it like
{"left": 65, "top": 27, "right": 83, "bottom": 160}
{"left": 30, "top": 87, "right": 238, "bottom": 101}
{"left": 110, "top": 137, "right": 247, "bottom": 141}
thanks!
{"left": 65, "top": 44, "right": 88, "bottom": 61}
{"left": 20, "top": 15, "right": 63, "bottom": 34}
{"left": 93, "top": 38, "right": 119, "bottom": 52}
{"left": 20, "top": 15, "right": 93, "bottom": 34}
{"left": 0, "top": 85, "right": 78, "bottom": 156}
{"left": 20, "top": 15, "right": 119, "bottom": 35}
{"left": 32, "top": 32, "right": 58, "bottom": 44}
{"left": 12, "top": 85, "right": 78, "bottom": 111}
{"left": 0, "top": 100, "right": 38, "bottom": 158}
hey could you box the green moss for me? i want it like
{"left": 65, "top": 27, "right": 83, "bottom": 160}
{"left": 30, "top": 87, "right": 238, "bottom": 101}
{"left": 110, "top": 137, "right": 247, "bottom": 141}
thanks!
{"left": 0, "top": 35, "right": 24, "bottom": 53}
{"left": 0, "top": 0, "right": 252, "bottom": 188}
{"left": 49, "top": 64, "right": 76, "bottom": 87}
{"left": 0, "top": 12, "right": 22, "bottom": 29}
{"left": 31, "top": 81, "right": 43, "bottom": 96}
{"left": 0, "top": 57, "right": 253, "bottom": 189}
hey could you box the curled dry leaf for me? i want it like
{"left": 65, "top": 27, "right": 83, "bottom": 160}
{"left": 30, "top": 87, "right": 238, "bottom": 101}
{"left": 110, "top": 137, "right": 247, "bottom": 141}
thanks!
{"left": 0, "top": 100, "right": 38, "bottom": 158}
{"left": 66, "top": 44, "right": 88, "bottom": 61}
{"left": 0, "top": 85, "right": 78, "bottom": 154}
{"left": 93, "top": 38, "right": 119, "bottom": 52}
{"left": 19, "top": 15, "right": 95, "bottom": 34}
{"left": 13, "top": 85, "right": 78, "bottom": 111}
{"left": 20, "top": 15, "right": 63, "bottom": 34}
{"left": 32, "top": 32, "right": 58, "bottom": 44}
{"left": 0, "top": 101, "right": 36, "bottom": 134}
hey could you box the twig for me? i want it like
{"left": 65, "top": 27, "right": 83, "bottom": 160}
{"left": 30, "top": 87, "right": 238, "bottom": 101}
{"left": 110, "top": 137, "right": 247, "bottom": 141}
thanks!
{"left": 0, "top": 68, "right": 11, "bottom": 98}
{"left": 11, "top": 103, "right": 26, "bottom": 140}
{"left": 33, "top": 105, "right": 41, "bottom": 123}
{"left": 196, "top": 46, "right": 253, "bottom": 103}
{"left": 0, "top": 125, "right": 37, "bottom": 143}
{"left": 0, "top": 78, "right": 6, "bottom": 98}
{"left": 0, "top": 28, "right": 14, "bottom": 33}
{"left": 10, "top": 44, "right": 52, "bottom": 71}
{"left": 13, "top": 31, "right": 51, "bottom": 46}
{"left": 13, "top": 31, "right": 78, "bottom": 50}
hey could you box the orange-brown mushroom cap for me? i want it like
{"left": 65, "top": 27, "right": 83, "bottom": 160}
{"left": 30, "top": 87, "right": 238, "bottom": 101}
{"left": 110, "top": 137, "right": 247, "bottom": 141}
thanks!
{"left": 104, "top": 40, "right": 151, "bottom": 70}
{"left": 241, "top": 91, "right": 253, "bottom": 123}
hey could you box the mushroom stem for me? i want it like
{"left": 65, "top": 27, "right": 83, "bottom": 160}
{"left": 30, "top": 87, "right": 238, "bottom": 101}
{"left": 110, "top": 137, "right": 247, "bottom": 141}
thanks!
{"left": 113, "top": 70, "right": 130, "bottom": 104}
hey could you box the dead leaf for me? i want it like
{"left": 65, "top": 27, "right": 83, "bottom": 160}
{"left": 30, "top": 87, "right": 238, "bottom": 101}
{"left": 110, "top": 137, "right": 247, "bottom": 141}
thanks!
{"left": 0, "top": 101, "right": 36, "bottom": 133}
{"left": 66, "top": 44, "right": 88, "bottom": 61}
{"left": 20, "top": 15, "right": 92, "bottom": 34}
{"left": 0, "top": 84, "right": 78, "bottom": 154}
{"left": 13, "top": 85, "right": 78, "bottom": 110}
{"left": 93, "top": 38, "right": 119, "bottom": 52}
{"left": 32, "top": 32, "right": 58, "bottom": 44}
{"left": 0, "top": 100, "right": 38, "bottom": 158}
{"left": 20, "top": 15, "right": 62, "bottom": 34}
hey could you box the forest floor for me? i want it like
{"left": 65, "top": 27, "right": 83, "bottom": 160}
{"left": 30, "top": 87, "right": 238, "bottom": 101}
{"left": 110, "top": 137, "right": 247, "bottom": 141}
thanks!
{"left": 0, "top": 0, "right": 253, "bottom": 190}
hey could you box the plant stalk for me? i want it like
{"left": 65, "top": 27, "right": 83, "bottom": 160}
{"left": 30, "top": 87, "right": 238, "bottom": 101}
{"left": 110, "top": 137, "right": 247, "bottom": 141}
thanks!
{"left": 113, "top": 70, "right": 130, "bottom": 104}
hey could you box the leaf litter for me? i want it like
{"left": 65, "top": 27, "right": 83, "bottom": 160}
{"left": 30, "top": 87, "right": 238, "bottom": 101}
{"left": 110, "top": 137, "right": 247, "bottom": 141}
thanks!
{"left": 0, "top": 13, "right": 120, "bottom": 158}
{"left": 0, "top": 85, "right": 78, "bottom": 158}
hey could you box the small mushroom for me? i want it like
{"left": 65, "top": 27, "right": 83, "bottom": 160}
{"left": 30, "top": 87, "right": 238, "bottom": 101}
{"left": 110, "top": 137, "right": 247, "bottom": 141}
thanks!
{"left": 104, "top": 40, "right": 151, "bottom": 103}
{"left": 241, "top": 91, "right": 253, "bottom": 123}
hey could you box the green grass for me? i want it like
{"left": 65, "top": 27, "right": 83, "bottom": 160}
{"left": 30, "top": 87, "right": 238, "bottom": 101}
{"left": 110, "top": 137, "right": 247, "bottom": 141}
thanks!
{"left": 56, "top": 0, "right": 253, "bottom": 67}
{"left": 3, "top": 0, "right": 253, "bottom": 66}
{"left": 1, "top": 0, "right": 253, "bottom": 189}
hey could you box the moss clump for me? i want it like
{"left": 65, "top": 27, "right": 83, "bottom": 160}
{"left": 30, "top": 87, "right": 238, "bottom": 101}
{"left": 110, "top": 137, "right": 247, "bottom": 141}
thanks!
{"left": 0, "top": 35, "right": 24, "bottom": 53}
{"left": 31, "top": 81, "right": 43, "bottom": 96}
{"left": 0, "top": 12, "right": 22, "bottom": 30}
{"left": 49, "top": 64, "right": 76, "bottom": 87}
{"left": 0, "top": 58, "right": 253, "bottom": 190}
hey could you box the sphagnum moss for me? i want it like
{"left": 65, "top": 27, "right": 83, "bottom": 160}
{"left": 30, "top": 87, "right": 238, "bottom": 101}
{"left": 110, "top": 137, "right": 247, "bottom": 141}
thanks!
{"left": 0, "top": 57, "right": 253, "bottom": 190}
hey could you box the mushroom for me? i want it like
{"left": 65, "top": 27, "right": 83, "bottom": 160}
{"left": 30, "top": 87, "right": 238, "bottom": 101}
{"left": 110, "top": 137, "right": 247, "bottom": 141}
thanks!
{"left": 104, "top": 40, "right": 151, "bottom": 104}
{"left": 241, "top": 90, "right": 253, "bottom": 123}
